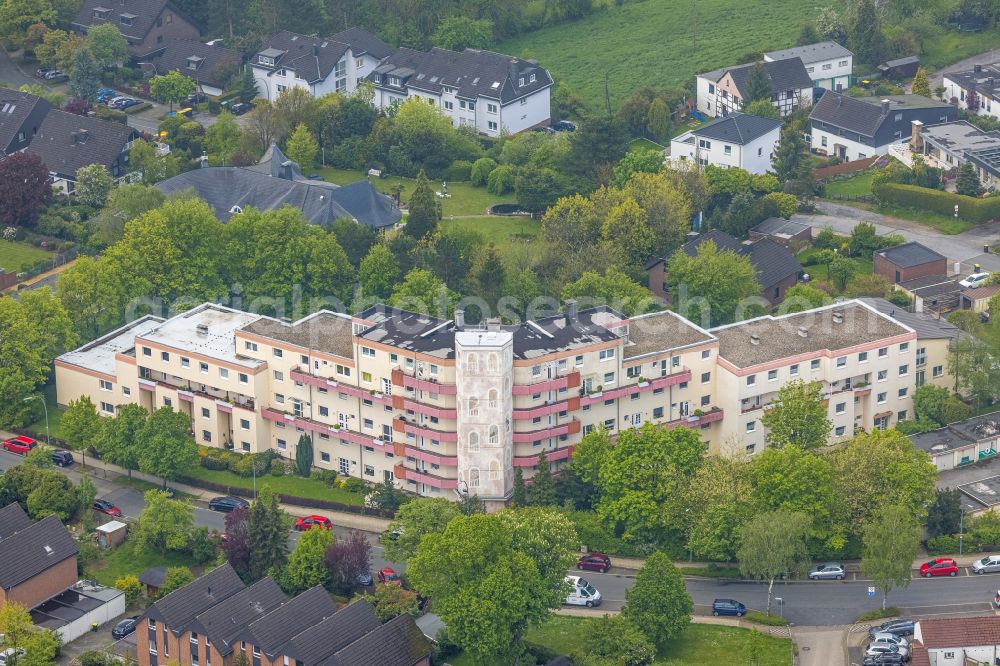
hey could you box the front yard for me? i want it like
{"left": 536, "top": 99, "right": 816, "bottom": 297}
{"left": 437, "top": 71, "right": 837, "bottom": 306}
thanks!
{"left": 181, "top": 464, "right": 368, "bottom": 506}
{"left": 0, "top": 239, "right": 54, "bottom": 274}
{"left": 85, "top": 540, "right": 200, "bottom": 587}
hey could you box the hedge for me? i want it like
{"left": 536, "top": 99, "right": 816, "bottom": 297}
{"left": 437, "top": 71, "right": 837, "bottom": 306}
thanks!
{"left": 873, "top": 182, "right": 1000, "bottom": 223}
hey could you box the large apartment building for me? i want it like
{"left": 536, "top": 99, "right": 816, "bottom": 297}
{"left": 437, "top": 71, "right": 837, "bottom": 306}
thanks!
{"left": 56, "top": 299, "right": 952, "bottom": 507}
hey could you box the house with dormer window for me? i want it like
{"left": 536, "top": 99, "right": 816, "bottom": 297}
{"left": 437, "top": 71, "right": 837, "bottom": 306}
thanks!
{"left": 250, "top": 28, "right": 390, "bottom": 101}
{"left": 73, "top": 0, "right": 201, "bottom": 54}
{"left": 368, "top": 47, "right": 553, "bottom": 135}
{"left": 135, "top": 40, "right": 242, "bottom": 96}
{"left": 696, "top": 57, "right": 813, "bottom": 118}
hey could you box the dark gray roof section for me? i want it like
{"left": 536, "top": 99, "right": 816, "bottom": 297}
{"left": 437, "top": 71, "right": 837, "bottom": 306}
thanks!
{"left": 0, "top": 87, "right": 50, "bottom": 155}
{"left": 332, "top": 27, "right": 391, "bottom": 59}
{"left": 680, "top": 229, "right": 743, "bottom": 256}
{"left": 0, "top": 502, "right": 31, "bottom": 540}
{"left": 876, "top": 241, "right": 946, "bottom": 268}
{"left": 725, "top": 57, "right": 813, "bottom": 98}
{"left": 881, "top": 56, "right": 920, "bottom": 68}
{"left": 255, "top": 29, "right": 387, "bottom": 83}
{"left": 356, "top": 305, "right": 456, "bottom": 360}
{"left": 282, "top": 599, "right": 380, "bottom": 663}
{"left": 243, "top": 585, "right": 337, "bottom": 656}
{"left": 319, "top": 613, "right": 432, "bottom": 666}
{"left": 746, "top": 237, "right": 803, "bottom": 289}
{"left": 810, "top": 92, "right": 951, "bottom": 138}
{"left": 945, "top": 64, "right": 1000, "bottom": 103}
{"left": 242, "top": 311, "right": 355, "bottom": 360}
{"left": 0, "top": 515, "right": 78, "bottom": 590}
{"left": 26, "top": 109, "right": 138, "bottom": 179}
{"left": 513, "top": 307, "right": 624, "bottom": 360}
{"left": 136, "top": 40, "right": 242, "bottom": 90}
{"left": 911, "top": 412, "right": 1000, "bottom": 455}
{"left": 858, "top": 297, "right": 964, "bottom": 341}
{"left": 73, "top": 0, "right": 191, "bottom": 40}
{"left": 692, "top": 112, "right": 782, "bottom": 145}
{"left": 191, "top": 577, "right": 287, "bottom": 655}
{"left": 156, "top": 166, "right": 401, "bottom": 229}
{"left": 371, "top": 47, "right": 553, "bottom": 104}
{"left": 751, "top": 217, "right": 812, "bottom": 238}
{"left": 764, "top": 41, "right": 853, "bottom": 65}
{"left": 139, "top": 565, "right": 167, "bottom": 587}
{"left": 143, "top": 564, "right": 245, "bottom": 634}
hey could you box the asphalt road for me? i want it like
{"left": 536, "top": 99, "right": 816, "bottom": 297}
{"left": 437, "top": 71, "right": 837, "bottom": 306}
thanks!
{"left": 2, "top": 449, "right": 995, "bottom": 626}
{"left": 0, "top": 48, "right": 37, "bottom": 88}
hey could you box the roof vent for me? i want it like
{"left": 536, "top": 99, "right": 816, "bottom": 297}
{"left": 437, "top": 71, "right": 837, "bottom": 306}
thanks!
{"left": 455, "top": 309, "right": 465, "bottom": 330}
{"left": 832, "top": 310, "right": 844, "bottom": 324}
{"left": 750, "top": 334, "right": 760, "bottom": 345}
{"left": 486, "top": 318, "right": 501, "bottom": 333}
{"left": 565, "top": 299, "right": 578, "bottom": 323}
{"left": 196, "top": 323, "right": 209, "bottom": 335}
{"left": 797, "top": 326, "right": 808, "bottom": 338}
{"left": 44, "top": 545, "right": 53, "bottom": 555}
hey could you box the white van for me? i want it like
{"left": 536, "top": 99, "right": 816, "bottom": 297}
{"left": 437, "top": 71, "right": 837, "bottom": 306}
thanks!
{"left": 564, "top": 575, "right": 602, "bottom": 607}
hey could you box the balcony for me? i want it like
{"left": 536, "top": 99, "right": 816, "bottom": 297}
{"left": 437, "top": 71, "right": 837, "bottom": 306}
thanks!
{"left": 512, "top": 419, "right": 581, "bottom": 443}
{"left": 513, "top": 396, "right": 581, "bottom": 421}
{"left": 392, "top": 394, "right": 457, "bottom": 420}
{"left": 261, "top": 408, "right": 390, "bottom": 452}
{"left": 391, "top": 368, "right": 457, "bottom": 395}
{"left": 512, "top": 371, "right": 580, "bottom": 395}
{"left": 400, "top": 467, "right": 458, "bottom": 490}
{"left": 666, "top": 407, "right": 724, "bottom": 429}
{"left": 397, "top": 442, "right": 458, "bottom": 467}
{"left": 393, "top": 416, "right": 458, "bottom": 442}
{"left": 513, "top": 446, "right": 574, "bottom": 467}
{"left": 580, "top": 370, "right": 691, "bottom": 406}
{"left": 138, "top": 375, "right": 255, "bottom": 411}
{"left": 290, "top": 367, "right": 390, "bottom": 403}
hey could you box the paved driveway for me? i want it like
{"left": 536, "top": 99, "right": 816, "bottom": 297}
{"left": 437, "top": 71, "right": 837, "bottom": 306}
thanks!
{"left": 0, "top": 48, "right": 37, "bottom": 88}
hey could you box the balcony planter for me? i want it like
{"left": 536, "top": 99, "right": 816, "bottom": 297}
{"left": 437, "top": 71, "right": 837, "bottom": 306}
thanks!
{"left": 693, "top": 409, "right": 705, "bottom": 417}
{"left": 854, "top": 382, "right": 869, "bottom": 389}
{"left": 637, "top": 377, "right": 650, "bottom": 388}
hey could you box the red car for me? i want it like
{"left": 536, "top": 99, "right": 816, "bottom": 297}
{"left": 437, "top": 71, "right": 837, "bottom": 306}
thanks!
{"left": 920, "top": 558, "right": 959, "bottom": 578}
{"left": 577, "top": 553, "right": 612, "bottom": 573}
{"left": 377, "top": 567, "right": 402, "bottom": 586}
{"left": 294, "top": 514, "right": 333, "bottom": 531}
{"left": 2, "top": 436, "right": 37, "bottom": 455}
{"left": 93, "top": 499, "right": 122, "bottom": 517}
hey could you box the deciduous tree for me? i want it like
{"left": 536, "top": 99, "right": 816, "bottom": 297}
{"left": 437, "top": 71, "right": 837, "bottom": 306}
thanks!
{"left": 138, "top": 407, "right": 198, "bottom": 488}
{"left": 561, "top": 268, "right": 655, "bottom": 317}
{"left": 96, "top": 403, "right": 147, "bottom": 477}
{"left": 382, "top": 497, "right": 461, "bottom": 564}
{"left": 74, "top": 164, "right": 114, "bottom": 207}
{"left": 432, "top": 16, "right": 494, "bottom": 50}
{"left": 285, "top": 123, "right": 318, "bottom": 168}
{"left": 85, "top": 23, "right": 128, "bottom": 69}
{"left": 222, "top": 507, "right": 251, "bottom": 581}
{"left": 358, "top": 243, "right": 400, "bottom": 301}
{"left": 390, "top": 268, "right": 459, "bottom": 318}
{"left": 862, "top": 503, "right": 921, "bottom": 609}
{"left": 760, "top": 380, "right": 832, "bottom": 450}
{"left": 61, "top": 395, "right": 101, "bottom": 467}
{"left": 160, "top": 567, "right": 195, "bottom": 596}
{"left": 150, "top": 69, "right": 197, "bottom": 110}
{"left": 284, "top": 526, "right": 333, "bottom": 593}
{"left": 325, "top": 530, "right": 372, "bottom": 595}
{"left": 666, "top": 240, "right": 762, "bottom": 327}
{"left": 927, "top": 488, "right": 963, "bottom": 538}
{"left": 623, "top": 551, "right": 692, "bottom": 647}
{"left": 744, "top": 98, "right": 780, "bottom": 119}
{"left": 0, "top": 152, "right": 51, "bottom": 227}
{"left": 132, "top": 489, "right": 195, "bottom": 553}
{"left": 738, "top": 510, "right": 812, "bottom": 614}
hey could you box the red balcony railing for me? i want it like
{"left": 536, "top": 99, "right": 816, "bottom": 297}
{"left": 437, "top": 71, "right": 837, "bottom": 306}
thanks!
{"left": 512, "top": 419, "right": 581, "bottom": 443}
{"left": 512, "top": 371, "right": 581, "bottom": 395}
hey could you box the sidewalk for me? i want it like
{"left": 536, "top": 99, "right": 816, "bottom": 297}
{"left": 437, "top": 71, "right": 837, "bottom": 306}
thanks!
{"left": 555, "top": 606, "right": 792, "bottom": 638}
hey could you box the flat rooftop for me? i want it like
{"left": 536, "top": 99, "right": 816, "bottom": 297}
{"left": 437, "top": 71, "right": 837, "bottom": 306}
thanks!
{"left": 899, "top": 275, "right": 963, "bottom": 296}
{"left": 910, "top": 427, "right": 976, "bottom": 455}
{"left": 356, "top": 306, "right": 456, "bottom": 360}
{"left": 242, "top": 311, "right": 354, "bottom": 360}
{"left": 56, "top": 315, "right": 164, "bottom": 376}
{"left": 921, "top": 120, "right": 1000, "bottom": 154}
{"left": 711, "top": 301, "right": 912, "bottom": 369}
{"left": 751, "top": 217, "right": 812, "bottom": 238}
{"left": 136, "top": 304, "right": 264, "bottom": 368}
{"left": 765, "top": 41, "right": 853, "bottom": 64}
{"left": 623, "top": 310, "right": 716, "bottom": 359}
{"left": 959, "top": 475, "right": 1000, "bottom": 510}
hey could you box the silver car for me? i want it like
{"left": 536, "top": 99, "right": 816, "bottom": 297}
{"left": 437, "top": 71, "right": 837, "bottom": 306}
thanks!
{"left": 808, "top": 562, "right": 846, "bottom": 580}
{"left": 866, "top": 643, "right": 908, "bottom": 660}
{"left": 871, "top": 632, "right": 909, "bottom": 649}
{"left": 973, "top": 555, "right": 1000, "bottom": 574}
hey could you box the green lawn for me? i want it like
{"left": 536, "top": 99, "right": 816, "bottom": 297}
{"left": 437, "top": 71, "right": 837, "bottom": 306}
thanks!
{"left": 25, "top": 383, "right": 66, "bottom": 441}
{"left": 441, "top": 216, "right": 541, "bottom": 247}
{"left": 822, "top": 197, "right": 974, "bottom": 235}
{"left": 181, "top": 464, "right": 367, "bottom": 506}
{"left": 315, "top": 167, "right": 517, "bottom": 217}
{"left": 449, "top": 617, "right": 792, "bottom": 666}
{"left": 114, "top": 475, "right": 198, "bottom": 501}
{"left": 85, "top": 540, "right": 199, "bottom": 587}
{"left": 497, "top": 0, "right": 842, "bottom": 111}
{"left": 0, "top": 239, "right": 53, "bottom": 274}
{"left": 825, "top": 172, "right": 876, "bottom": 198}
{"left": 629, "top": 137, "right": 667, "bottom": 153}
{"left": 797, "top": 247, "right": 874, "bottom": 281}
{"left": 923, "top": 25, "right": 1000, "bottom": 70}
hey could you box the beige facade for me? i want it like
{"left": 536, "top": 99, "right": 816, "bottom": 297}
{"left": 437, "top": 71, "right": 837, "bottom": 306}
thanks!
{"left": 57, "top": 299, "right": 955, "bottom": 501}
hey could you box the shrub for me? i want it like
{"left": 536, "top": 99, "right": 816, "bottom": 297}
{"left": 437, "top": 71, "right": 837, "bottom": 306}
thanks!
{"left": 343, "top": 477, "right": 367, "bottom": 493}
{"left": 486, "top": 165, "right": 515, "bottom": 195}
{"left": 470, "top": 157, "right": 498, "bottom": 186}
{"left": 189, "top": 526, "right": 218, "bottom": 563}
{"left": 561, "top": 509, "right": 652, "bottom": 557}
{"left": 444, "top": 159, "right": 472, "bottom": 182}
{"left": 873, "top": 182, "right": 1000, "bottom": 223}
{"left": 79, "top": 652, "right": 115, "bottom": 666}
{"left": 115, "top": 574, "right": 142, "bottom": 605}
{"left": 926, "top": 534, "right": 960, "bottom": 555}
{"left": 269, "top": 464, "right": 284, "bottom": 476}
{"left": 201, "top": 455, "right": 230, "bottom": 471}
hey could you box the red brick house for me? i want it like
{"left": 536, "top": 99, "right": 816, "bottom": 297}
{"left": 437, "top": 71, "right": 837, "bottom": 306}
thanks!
{"left": 874, "top": 241, "right": 947, "bottom": 284}
{"left": 0, "top": 503, "right": 79, "bottom": 610}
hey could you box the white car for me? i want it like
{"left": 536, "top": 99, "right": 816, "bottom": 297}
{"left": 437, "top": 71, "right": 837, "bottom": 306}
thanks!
{"left": 0, "top": 648, "right": 25, "bottom": 666}
{"left": 974, "top": 555, "right": 1000, "bottom": 574}
{"left": 564, "top": 575, "right": 602, "bottom": 607}
{"left": 866, "top": 643, "right": 908, "bottom": 660}
{"left": 959, "top": 272, "right": 990, "bottom": 288}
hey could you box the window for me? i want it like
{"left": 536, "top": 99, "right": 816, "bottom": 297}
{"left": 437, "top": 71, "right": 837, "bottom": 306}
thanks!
{"left": 161, "top": 351, "right": 170, "bottom": 362}
{"left": 603, "top": 372, "right": 615, "bottom": 384}
{"left": 100, "top": 379, "right": 113, "bottom": 391}
{"left": 239, "top": 373, "right": 248, "bottom": 384}
{"left": 822, "top": 63, "right": 832, "bottom": 70}
{"left": 201, "top": 407, "right": 210, "bottom": 418}
{"left": 836, "top": 356, "right": 846, "bottom": 368}
{"left": 821, "top": 135, "right": 828, "bottom": 147}
{"left": 245, "top": 341, "right": 258, "bottom": 352}
{"left": 599, "top": 348, "right": 615, "bottom": 361}
{"left": 362, "top": 372, "right": 373, "bottom": 383}
{"left": 143, "top": 347, "right": 151, "bottom": 357}
{"left": 790, "top": 364, "right": 799, "bottom": 376}
{"left": 653, "top": 407, "right": 664, "bottom": 419}
{"left": 933, "top": 365, "right": 944, "bottom": 378}
{"left": 488, "top": 121, "right": 498, "bottom": 131}
{"left": 489, "top": 425, "right": 498, "bottom": 444}
{"left": 900, "top": 342, "right": 909, "bottom": 352}
{"left": 469, "top": 102, "right": 475, "bottom": 111}
{"left": 363, "top": 418, "right": 373, "bottom": 430}
{"left": 200, "top": 362, "right": 209, "bottom": 373}
{"left": 576, "top": 355, "right": 584, "bottom": 367}
{"left": 181, "top": 357, "right": 190, "bottom": 368}
{"left": 878, "top": 347, "right": 888, "bottom": 358}
{"left": 746, "top": 421, "right": 756, "bottom": 433}
{"left": 101, "top": 401, "right": 114, "bottom": 414}
{"left": 702, "top": 349, "right": 711, "bottom": 359}
{"left": 858, "top": 351, "right": 868, "bottom": 363}
{"left": 723, "top": 145, "right": 732, "bottom": 156}
{"left": 877, "top": 392, "right": 887, "bottom": 404}
{"left": 487, "top": 103, "right": 497, "bottom": 113}
{"left": 163, "top": 398, "right": 172, "bottom": 407}
{"left": 120, "top": 13, "right": 134, "bottom": 26}
{"left": 877, "top": 370, "right": 887, "bottom": 382}
{"left": 362, "top": 346, "right": 375, "bottom": 358}
{"left": 747, "top": 375, "right": 757, "bottom": 386}
{"left": 444, "top": 100, "right": 453, "bottom": 110}
{"left": 339, "top": 458, "right": 350, "bottom": 474}
{"left": 835, "top": 425, "right": 846, "bottom": 436}
{"left": 273, "top": 370, "right": 283, "bottom": 381}
{"left": 768, "top": 369, "right": 777, "bottom": 381}
{"left": 220, "top": 368, "right": 229, "bottom": 379}
{"left": 708, "top": 83, "right": 715, "bottom": 94}
{"left": 898, "top": 387, "right": 908, "bottom": 398}
{"left": 836, "top": 402, "right": 846, "bottom": 414}
{"left": 701, "top": 395, "right": 710, "bottom": 406}
{"left": 698, "top": 139, "right": 712, "bottom": 149}
{"left": 701, "top": 372, "right": 711, "bottom": 383}
{"left": 122, "top": 387, "right": 131, "bottom": 396}
{"left": 838, "top": 59, "right": 848, "bottom": 67}
{"left": 202, "top": 430, "right": 211, "bottom": 442}
{"left": 320, "top": 451, "right": 330, "bottom": 462}
{"left": 899, "top": 364, "right": 909, "bottom": 376}
{"left": 811, "top": 359, "right": 821, "bottom": 370}
{"left": 364, "top": 464, "right": 375, "bottom": 477}
{"left": 916, "top": 347, "right": 926, "bottom": 366}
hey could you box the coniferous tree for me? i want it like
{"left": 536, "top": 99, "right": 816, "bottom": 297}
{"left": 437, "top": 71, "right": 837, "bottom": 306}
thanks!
{"left": 956, "top": 162, "right": 984, "bottom": 197}
{"left": 237, "top": 68, "right": 259, "bottom": 101}
{"left": 849, "top": 0, "right": 882, "bottom": 66}
{"left": 70, "top": 48, "right": 100, "bottom": 102}
{"left": 911, "top": 67, "right": 932, "bottom": 98}
{"left": 247, "top": 487, "right": 288, "bottom": 582}
{"left": 511, "top": 467, "right": 527, "bottom": 506}
{"left": 772, "top": 121, "right": 806, "bottom": 183}
{"left": 741, "top": 61, "right": 772, "bottom": 105}
{"left": 405, "top": 170, "right": 439, "bottom": 240}
{"left": 295, "top": 434, "right": 313, "bottom": 477}
{"left": 527, "top": 449, "right": 556, "bottom": 506}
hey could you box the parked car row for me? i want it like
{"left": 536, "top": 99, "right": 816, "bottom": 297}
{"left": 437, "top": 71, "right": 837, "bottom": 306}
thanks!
{"left": 863, "top": 619, "right": 915, "bottom": 665}
{"left": 35, "top": 68, "right": 66, "bottom": 81}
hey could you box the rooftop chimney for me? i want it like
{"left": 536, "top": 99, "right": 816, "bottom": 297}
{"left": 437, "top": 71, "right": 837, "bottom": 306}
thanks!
{"left": 797, "top": 326, "right": 809, "bottom": 338}
{"left": 910, "top": 119, "right": 924, "bottom": 151}
{"left": 976, "top": 64, "right": 983, "bottom": 73}
{"left": 454, "top": 309, "right": 465, "bottom": 330}
{"left": 565, "top": 299, "right": 578, "bottom": 323}
{"left": 313, "top": 44, "right": 320, "bottom": 56}
{"left": 881, "top": 99, "right": 890, "bottom": 114}
{"left": 196, "top": 323, "right": 209, "bottom": 335}
{"left": 750, "top": 334, "right": 760, "bottom": 345}
{"left": 486, "top": 318, "right": 501, "bottom": 332}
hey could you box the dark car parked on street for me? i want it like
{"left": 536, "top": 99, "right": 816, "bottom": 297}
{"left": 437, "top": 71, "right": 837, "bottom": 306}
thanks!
{"left": 577, "top": 553, "right": 612, "bottom": 573}
{"left": 208, "top": 496, "right": 250, "bottom": 513}
{"left": 231, "top": 102, "right": 253, "bottom": 115}
{"left": 51, "top": 450, "right": 74, "bottom": 467}
{"left": 111, "top": 617, "right": 139, "bottom": 639}
{"left": 712, "top": 599, "right": 746, "bottom": 617}
{"left": 867, "top": 619, "right": 915, "bottom": 639}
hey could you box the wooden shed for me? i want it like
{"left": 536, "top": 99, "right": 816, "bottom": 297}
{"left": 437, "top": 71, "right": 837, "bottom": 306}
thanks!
{"left": 878, "top": 56, "right": 920, "bottom": 80}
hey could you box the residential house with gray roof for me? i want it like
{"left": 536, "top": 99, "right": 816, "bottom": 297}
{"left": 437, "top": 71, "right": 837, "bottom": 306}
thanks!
{"left": 695, "top": 57, "right": 813, "bottom": 118}
{"left": 135, "top": 40, "right": 242, "bottom": 96}
{"left": 251, "top": 28, "right": 390, "bottom": 101}
{"left": 809, "top": 92, "right": 956, "bottom": 161}
{"left": 0, "top": 87, "right": 51, "bottom": 157}
{"left": 669, "top": 112, "right": 782, "bottom": 173}
{"left": 943, "top": 63, "right": 1000, "bottom": 120}
{"left": 0, "top": 508, "right": 79, "bottom": 610}
{"left": 764, "top": 41, "right": 853, "bottom": 91}
{"left": 73, "top": 0, "right": 201, "bottom": 54}
{"left": 369, "top": 47, "right": 553, "bottom": 135}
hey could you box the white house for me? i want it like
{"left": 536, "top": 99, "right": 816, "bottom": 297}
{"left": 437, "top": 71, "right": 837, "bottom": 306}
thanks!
{"left": 943, "top": 62, "right": 1000, "bottom": 120}
{"left": 911, "top": 616, "right": 1000, "bottom": 666}
{"left": 250, "top": 28, "right": 391, "bottom": 101}
{"left": 764, "top": 41, "right": 853, "bottom": 91}
{"left": 695, "top": 57, "right": 813, "bottom": 118}
{"left": 669, "top": 112, "right": 782, "bottom": 174}
{"left": 369, "top": 47, "right": 553, "bottom": 136}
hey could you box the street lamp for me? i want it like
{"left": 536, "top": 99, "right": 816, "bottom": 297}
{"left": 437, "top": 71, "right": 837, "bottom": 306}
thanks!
{"left": 959, "top": 505, "right": 966, "bottom": 555}
{"left": 775, "top": 597, "right": 784, "bottom": 620}
{"left": 22, "top": 395, "right": 49, "bottom": 445}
